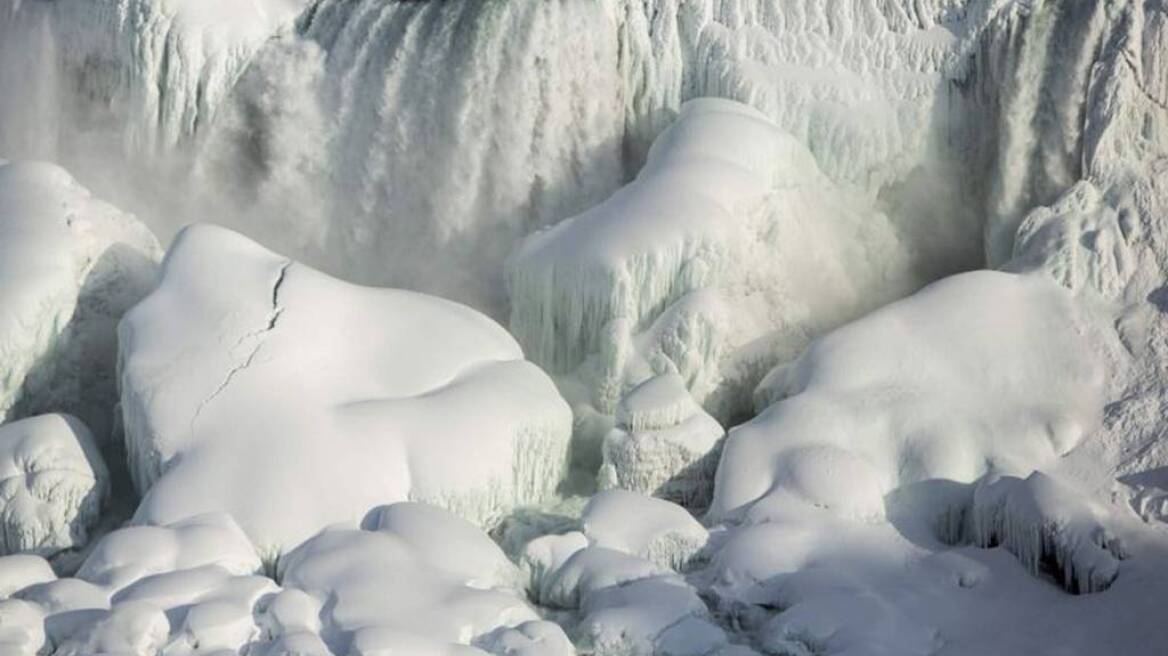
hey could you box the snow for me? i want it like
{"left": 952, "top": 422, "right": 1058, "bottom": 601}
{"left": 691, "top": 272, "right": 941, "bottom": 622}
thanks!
{"left": 580, "top": 491, "right": 709, "bottom": 571}
{"left": 119, "top": 224, "right": 573, "bottom": 556}
{"left": 276, "top": 505, "right": 544, "bottom": 654}
{"left": 0, "top": 414, "right": 108, "bottom": 558}
{"left": 4, "top": 0, "right": 1168, "bottom": 654}
{"left": 0, "top": 162, "right": 160, "bottom": 444}
{"left": 508, "top": 99, "right": 917, "bottom": 423}
{"left": 598, "top": 373, "right": 724, "bottom": 508}
{"left": 711, "top": 270, "right": 1106, "bottom": 522}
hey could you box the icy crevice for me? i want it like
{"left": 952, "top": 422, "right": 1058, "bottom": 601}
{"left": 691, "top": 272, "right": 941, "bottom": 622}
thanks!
{"left": 188, "top": 259, "right": 291, "bottom": 437}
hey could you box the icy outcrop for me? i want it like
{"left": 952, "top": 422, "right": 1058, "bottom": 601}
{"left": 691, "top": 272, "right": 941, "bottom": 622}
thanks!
{"left": 713, "top": 271, "right": 1105, "bottom": 522}
{"left": 580, "top": 491, "right": 708, "bottom": 571}
{"left": 119, "top": 223, "right": 572, "bottom": 555}
{"left": 0, "top": 162, "right": 160, "bottom": 443}
{"left": 509, "top": 99, "right": 916, "bottom": 422}
{"left": 598, "top": 373, "right": 723, "bottom": 508}
{"left": 970, "top": 472, "right": 1127, "bottom": 594}
{"left": 0, "top": 414, "right": 108, "bottom": 558}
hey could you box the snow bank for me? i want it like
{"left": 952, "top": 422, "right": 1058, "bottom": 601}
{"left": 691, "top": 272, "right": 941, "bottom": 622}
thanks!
{"left": 0, "top": 162, "right": 160, "bottom": 443}
{"left": 0, "top": 415, "right": 108, "bottom": 558}
{"left": 0, "top": 555, "right": 55, "bottom": 598}
{"left": 277, "top": 505, "right": 552, "bottom": 654}
{"left": 971, "top": 472, "right": 1126, "bottom": 594}
{"left": 509, "top": 99, "right": 916, "bottom": 424}
{"left": 119, "top": 223, "right": 573, "bottom": 555}
{"left": 581, "top": 491, "right": 708, "bottom": 571}
{"left": 713, "top": 270, "right": 1105, "bottom": 522}
{"left": 598, "top": 373, "right": 723, "bottom": 508}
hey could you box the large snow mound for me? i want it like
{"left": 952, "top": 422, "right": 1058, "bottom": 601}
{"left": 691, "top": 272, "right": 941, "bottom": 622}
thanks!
{"left": 0, "top": 161, "right": 160, "bottom": 443}
{"left": 0, "top": 414, "right": 108, "bottom": 558}
{"left": 119, "top": 224, "right": 573, "bottom": 556}
{"left": 712, "top": 270, "right": 1106, "bottom": 522}
{"left": 508, "top": 98, "right": 917, "bottom": 425}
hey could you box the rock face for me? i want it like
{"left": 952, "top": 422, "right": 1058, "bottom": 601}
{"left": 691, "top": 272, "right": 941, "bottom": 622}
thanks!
{"left": 0, "top": 162, "right": 160, "bottom": 444}
{"left": 0, "top": 414, "right": 107, "bottom": 557}
{"left": 119, "top": 224, "right": 573, "bottom": 556}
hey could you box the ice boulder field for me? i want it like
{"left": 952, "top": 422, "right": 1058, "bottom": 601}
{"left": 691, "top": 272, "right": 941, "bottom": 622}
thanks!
{"left": 3, "top": 0, "right": 1168, "bottom": 654}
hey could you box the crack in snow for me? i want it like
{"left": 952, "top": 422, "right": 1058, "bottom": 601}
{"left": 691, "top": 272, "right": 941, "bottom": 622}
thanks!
{"left": 188, "top": 260, "right": 292, "bottom": 437}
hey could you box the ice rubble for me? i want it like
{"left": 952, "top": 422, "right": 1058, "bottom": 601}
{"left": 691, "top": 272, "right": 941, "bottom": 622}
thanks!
{"left": 597, "top": 373, "right": 723, "bottom": 508}
{"left": 0, "top": 161, "right": 160, "bottom": 443}
{"left": 509, "top": 99, "right": 916, "bottom": 426}
{"left": 119, "top": 223, "right": 572, "bottom": 555}
{"left": 0, "top": 415, "right": 108, "bottom": 558}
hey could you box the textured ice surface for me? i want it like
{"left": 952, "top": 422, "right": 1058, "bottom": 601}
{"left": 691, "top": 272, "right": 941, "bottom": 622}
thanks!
{"left": 0, "top": 162, "right": 160, "bottom": 443}
{"left": 0, "top": 414, "right": 108, "bottom": 558}
{"left": 509, "top": 99, "right": 916, "bottom": 422}
{"left": 119, "top": 224, "right": 572, "bottom": 556}
{"left": 598, "top": 373, "right": 723, "bottom": 508}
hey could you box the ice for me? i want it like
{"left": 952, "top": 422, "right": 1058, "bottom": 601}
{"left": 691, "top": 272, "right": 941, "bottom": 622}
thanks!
{"left": 0, "top": 414, "right": 108, "bottom": 558}
{"left": 580, "top": 490, "right": 708, "bottom": 571}
{"left": 970, "top": 472, "right": 1127, "bottom": 594}
{"left": 0, "top": 162, "right": 160, "bottom": 444}
{"left": 509, "top": 99, "right": 917, "bottom": 423}
{"left": 119, "top": 224, "right": 572, "bottom": 556}
{"left": 598, "top": 373, "right": 724, "bottom": 509}
{"left": 712, "top": 270, "right": 1105, "bottom": 522}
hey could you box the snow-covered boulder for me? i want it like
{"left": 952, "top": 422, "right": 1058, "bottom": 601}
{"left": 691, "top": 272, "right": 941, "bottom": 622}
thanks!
{"left": 76, "top": 513, "right": 262, "bottom": 593}
{"left": 0, "top": 414, "right": 108, "bottom": 557}
{"left": 277, "top": 508, "right": 540, "bottom": 653}
{"left": 713, "top": 271, "right": 1106, "bottom": 523}
{"left": 119, "top": 223, "right": 572, "bottom": 555}
{"left": 580, "top": 491, "right": 708, "bottom": 571}
{"left": 0, "top": 555, "right": 55, "bottom": 599}
{"left": 508, "top": 99, "right": 916, "bottom": 423}
{"left": 0, "top": 162, "right": 160, "bottom": 442}
{"left": 597, "top": 373, "right": 723, "bottom": 508}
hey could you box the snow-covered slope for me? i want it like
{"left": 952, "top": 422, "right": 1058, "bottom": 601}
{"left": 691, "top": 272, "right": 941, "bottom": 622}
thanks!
{"left": 119, "top": 224, "right": 573, "bottom": 557}
{"left": 0, "top": 161, "right": 160, "bottom": 444}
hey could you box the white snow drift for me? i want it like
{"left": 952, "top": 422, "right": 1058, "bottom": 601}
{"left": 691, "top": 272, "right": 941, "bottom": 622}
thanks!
{"left": 119, "top": 224, "right": 572, "bottom": 556}
{"left": 712, "top": 270, "right": 1105, "bottom": 523}
{"left": 0, "top": 161, "right": 160, "bottom": 443}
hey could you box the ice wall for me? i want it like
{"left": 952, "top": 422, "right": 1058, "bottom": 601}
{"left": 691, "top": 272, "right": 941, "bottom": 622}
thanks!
{"left": 1, "top": 0, "right": 1005, "bottom": 318}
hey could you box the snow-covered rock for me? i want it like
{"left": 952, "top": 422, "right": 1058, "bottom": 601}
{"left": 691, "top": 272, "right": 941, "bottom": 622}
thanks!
{"left": 0, "top": 162, "right": 160, "bottom": 443}
{"left": 119, "top": 223, "right": 572, "bottom": 555}
{"left": 598, "top": 373, "right": 723, "bottom": 508}
{"left": 0, "top": 555, "right": 55, "bottom": 599}
{"left": 77, "top": 513, "right": 262, "bottom": 593}
{"left": 712, "top": 270, "right": 1106, "bottom": 523}
{"left": 277, "top": 508, "right": 539, "bottom": 654}
{"left": 509, "top": 99, "right": 916, "bottom": 423}
{"left": 0, "top": 414, "right": 108, "bottom": 558}
{"left": 580, "top": 491, "right": 708, "bottom": 571}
